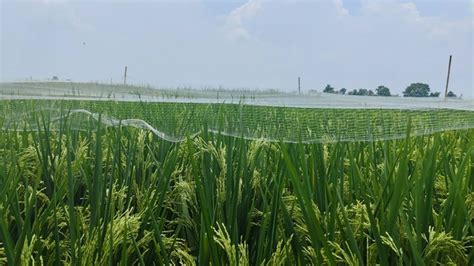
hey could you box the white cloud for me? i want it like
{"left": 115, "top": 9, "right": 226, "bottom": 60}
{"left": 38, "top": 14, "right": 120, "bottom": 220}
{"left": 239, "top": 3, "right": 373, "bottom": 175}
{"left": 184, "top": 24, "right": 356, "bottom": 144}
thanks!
{"left": 360, "top": 0, "right": 471, "bottom": 38}
{"left": 225, "top": 0, "right": 262, "bottom": 41}
{"left": 224, "top": 0, "right": 350, "bottom": 41}
{"left": 218, "top": 0, "right": 472, "bottom": 95}
{"left": 2, "top": 0, "right": 472, "bottom": 97}
{"left": 332, "top": 0, "right": 349, "bottom": 16}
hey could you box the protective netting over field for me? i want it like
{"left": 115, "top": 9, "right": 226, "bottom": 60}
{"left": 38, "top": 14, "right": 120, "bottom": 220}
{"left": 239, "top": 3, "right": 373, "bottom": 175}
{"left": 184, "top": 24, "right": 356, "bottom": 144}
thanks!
{"left": 0, "top": 81, "right": 472, "bottom": 142}
{"left": 1, "top": 99, "right": 473, "bottom": 143}
{"left": 1, "top": 81, "right": 473, "bottom": 111}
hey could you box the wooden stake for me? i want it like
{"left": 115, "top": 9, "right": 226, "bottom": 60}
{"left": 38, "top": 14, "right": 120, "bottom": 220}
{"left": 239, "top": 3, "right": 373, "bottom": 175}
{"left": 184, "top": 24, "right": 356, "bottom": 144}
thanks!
{"left": 444, "top": 55, "right": 452, "bottom": 98}
{"left": 124, "top": 66, "right": 128, "bottom": 85}
{"left": 298, "top": 77, "right": 301, "bottom": 95}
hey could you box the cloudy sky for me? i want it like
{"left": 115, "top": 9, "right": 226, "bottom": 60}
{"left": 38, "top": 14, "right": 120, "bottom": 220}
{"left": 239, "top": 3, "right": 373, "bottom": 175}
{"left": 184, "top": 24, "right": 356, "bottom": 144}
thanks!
{"left": 1, "top": 0, "right": 473, "bottom": 97}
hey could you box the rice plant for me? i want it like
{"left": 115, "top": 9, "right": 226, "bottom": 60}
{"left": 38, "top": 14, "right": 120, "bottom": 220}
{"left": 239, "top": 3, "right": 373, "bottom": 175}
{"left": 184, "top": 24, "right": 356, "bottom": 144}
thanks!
{"left": 0, "top": 100, "right": 473, "bottom": 265}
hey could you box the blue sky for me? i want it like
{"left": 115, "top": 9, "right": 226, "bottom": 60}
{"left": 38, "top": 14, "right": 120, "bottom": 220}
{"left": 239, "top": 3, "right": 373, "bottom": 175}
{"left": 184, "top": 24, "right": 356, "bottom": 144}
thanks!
{"left": 204, "top": 0, "right": 472, "bottom": 18}
{"left": 1, "top": 0, "right": 473, "bottom": 97}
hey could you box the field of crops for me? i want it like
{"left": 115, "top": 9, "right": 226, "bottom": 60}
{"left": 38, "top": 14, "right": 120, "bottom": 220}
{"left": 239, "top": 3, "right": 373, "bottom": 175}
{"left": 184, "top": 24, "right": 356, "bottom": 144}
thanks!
{"left": 0, "top": 82, "right": 285, "bottom": 101}
{"left": 1, "top": 99, "right": 473, "bottom": 265}
{"left": 2, "top": 99, "right": 474, "bottom": 143}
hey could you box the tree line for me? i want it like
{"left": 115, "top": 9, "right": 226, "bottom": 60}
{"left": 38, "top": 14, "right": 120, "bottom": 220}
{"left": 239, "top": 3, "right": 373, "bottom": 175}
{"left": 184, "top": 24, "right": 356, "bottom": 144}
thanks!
{"left": 322, "top": 83, "right": 458, "bottom": 97}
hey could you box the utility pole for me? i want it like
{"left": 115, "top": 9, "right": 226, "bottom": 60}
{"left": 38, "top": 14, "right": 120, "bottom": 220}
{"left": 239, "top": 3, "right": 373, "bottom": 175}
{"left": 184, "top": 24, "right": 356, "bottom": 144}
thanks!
{"left": 124, "top": 66, "right": 128, "bottom": 85}
{"left": 298, "top": 77, "right": 301, "bottom": 95}
{"left": 444, "top": 55, "right": 452, "bottom": 98}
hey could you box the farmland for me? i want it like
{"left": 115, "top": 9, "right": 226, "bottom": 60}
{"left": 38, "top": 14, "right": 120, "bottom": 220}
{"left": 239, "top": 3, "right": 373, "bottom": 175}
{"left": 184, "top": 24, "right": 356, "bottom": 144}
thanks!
{"left": 0, "top": 94, "right": 474, "bottom": 264}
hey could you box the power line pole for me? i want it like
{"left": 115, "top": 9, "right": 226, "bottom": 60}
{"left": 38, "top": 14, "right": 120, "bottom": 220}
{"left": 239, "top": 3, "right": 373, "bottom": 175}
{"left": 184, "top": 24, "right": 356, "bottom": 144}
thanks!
{"left": 298, "top": 77, "right": 301, "bottom": 95}
{"left": 124, "top": 65, "right": 128, "bottom": 85}
{"left": 444, "top": 55, "right": 452, "bottom": 98}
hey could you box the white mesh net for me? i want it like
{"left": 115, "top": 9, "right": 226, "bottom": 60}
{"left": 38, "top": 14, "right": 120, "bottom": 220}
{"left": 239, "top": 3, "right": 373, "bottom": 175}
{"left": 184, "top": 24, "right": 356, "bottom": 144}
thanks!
{"left": 1, "top": 82, "right": 473, "bottom": 143}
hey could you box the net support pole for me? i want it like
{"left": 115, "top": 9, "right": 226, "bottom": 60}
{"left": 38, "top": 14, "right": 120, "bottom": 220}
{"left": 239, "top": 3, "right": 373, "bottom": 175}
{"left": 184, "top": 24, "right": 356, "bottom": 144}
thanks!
{"left": 444, "top": 55, "right": 452, "bottom": 98}
{"left": 298, "top": 77, "right": 301, "bottom": 95}
{"left": 124, "top": 66, "right": 128, "bottom": 85}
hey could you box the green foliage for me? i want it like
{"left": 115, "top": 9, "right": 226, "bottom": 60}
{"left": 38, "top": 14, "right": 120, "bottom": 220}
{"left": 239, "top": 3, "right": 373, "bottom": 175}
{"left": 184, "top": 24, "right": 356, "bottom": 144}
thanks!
{"left": 0, "top": 100, "right": 473, "bottom": 265}
{"left": 403, "top": 83, "right": 438, "bottom": 97}
{"left": 375, "top": 85, "right": 391, "bottom": 96}
{"left": 3, "top": 100, "right": 473, "bottom": 143}
{"left": 447, "top": 91, "right": 457, "bottom": 97}
{"left": 348, "top": 88, "right": 374, "bottom": 96}
{"left": 323, "top": 84, "right": 335, "bottom": 93}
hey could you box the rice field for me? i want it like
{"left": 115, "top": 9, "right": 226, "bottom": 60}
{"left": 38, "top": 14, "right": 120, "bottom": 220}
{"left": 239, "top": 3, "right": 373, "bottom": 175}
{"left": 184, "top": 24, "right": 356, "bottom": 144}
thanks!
{"left": 0, "top": 98, "right": 473, "bottom": 265}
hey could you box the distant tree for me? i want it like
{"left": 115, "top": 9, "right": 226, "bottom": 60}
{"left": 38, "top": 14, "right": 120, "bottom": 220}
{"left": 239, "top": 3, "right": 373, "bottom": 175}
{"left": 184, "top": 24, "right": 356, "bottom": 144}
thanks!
{"left": 403, "top": 83, "right": 430, "bottom": 97}
{"left": 349, "top": 89, "right": 359, "bottom": 96}
{"left": 375, "top": 85, "right": 391, "bottom": 96}
{"left": 446, "top": 91, "right": 457, "bottom": 97}
{"left": 323, "top": 84, "right": 335, "bottom": 93}
{"left": 347, "top": 88, "right": 375, "bottom": 96}
{"left": 339, "top": 88, "right": 347, "bottom": 95}
{"left": 52, "top": 76, "right": 59, "bottom": 81}
{"left": 358, "top": 89, "right": 368, "bottom": 96}
{"left": 430, "top": 92, "right": 440, "bottom": 97}
{"left": 359, "top": 89, "right": 372, "bottom": 96}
